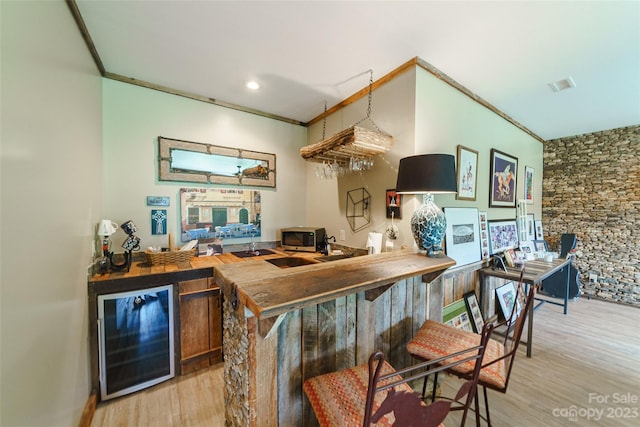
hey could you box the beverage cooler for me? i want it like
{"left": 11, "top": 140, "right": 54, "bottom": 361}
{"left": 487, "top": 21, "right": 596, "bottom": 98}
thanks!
{"left": 97, "top": 284, "right": 175, "bottom": 400}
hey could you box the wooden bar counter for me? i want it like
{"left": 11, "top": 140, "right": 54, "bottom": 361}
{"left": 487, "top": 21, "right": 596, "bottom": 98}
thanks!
{"left": 214, "top": 249, "right": 455, "bottom": 426}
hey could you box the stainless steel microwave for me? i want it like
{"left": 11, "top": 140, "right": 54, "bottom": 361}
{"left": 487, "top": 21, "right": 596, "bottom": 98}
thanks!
{"left": 281, "top": 227, "right": 326, "bottom": 252}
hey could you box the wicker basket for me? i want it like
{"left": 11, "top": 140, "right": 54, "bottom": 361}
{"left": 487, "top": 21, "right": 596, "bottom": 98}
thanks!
{"left": 145, "top": 249, "right": 196, "bottom": 265}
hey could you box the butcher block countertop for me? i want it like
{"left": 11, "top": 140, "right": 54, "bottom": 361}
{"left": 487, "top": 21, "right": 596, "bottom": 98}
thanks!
{"left": 88, "top": 247, "right": 306, "bottom": 286}
{"left": 89, "top": 247, "right": 455, "bottom": 320}
{"left": 215, "top": 249, "right": 455, "bottom": 319}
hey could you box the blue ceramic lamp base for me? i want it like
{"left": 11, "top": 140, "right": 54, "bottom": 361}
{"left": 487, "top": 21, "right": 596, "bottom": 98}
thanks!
{"left": 410, "top": 194, "right": 447, "bottom": 257}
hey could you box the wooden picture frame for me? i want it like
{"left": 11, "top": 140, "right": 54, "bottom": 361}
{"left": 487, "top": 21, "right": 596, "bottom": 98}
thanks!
{"left": 463, "top": 291, "right": 484, "bottom": 333}
{"left": 456, "top": 145, "right": 478, "bottom": 201}
{"left": 386, "top": 189, "right": 401, "bottom": 219}
{"left": 524, "top": 166, "right": 534, "bottom": 203}
{"left": 489, "top": 149, "right": 518, "bottom": 207}
{"left": 488, "top": 219, "right": 519, "bottom": 255}
{"left": 443, "top": 207, "right": 481, "bottom": 266}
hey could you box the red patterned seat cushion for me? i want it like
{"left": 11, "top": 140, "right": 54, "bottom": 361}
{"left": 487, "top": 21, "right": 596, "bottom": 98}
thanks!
{"left": 303, "top": 360, "right": 428, "bottom": 426}
{"left": 407, "top": 320, "right": 507, "bottom": 390}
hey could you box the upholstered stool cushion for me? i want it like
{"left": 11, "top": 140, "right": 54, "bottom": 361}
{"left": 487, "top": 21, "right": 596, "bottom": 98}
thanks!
{"left": 303, "top": 360, "right": 419, "bottom": 426}
{"left": 407, "top": 320, "right": 507, "bottom": 390}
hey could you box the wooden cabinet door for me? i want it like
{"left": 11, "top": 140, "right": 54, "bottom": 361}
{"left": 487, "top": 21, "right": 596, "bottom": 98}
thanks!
{"left": 179, "top": 278, "right": 223, "bottom": 374}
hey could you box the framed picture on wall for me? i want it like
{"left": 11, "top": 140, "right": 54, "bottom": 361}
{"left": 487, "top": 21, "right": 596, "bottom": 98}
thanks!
{"left": 524, "top": 166, "right": 534, "bottom": 203}
{"left": 456, "top": 145, "right": 479, "bottom": 201}
{"left": 488, "top": 219, "right": 519, "bottom": 254}
{"left": 386, "top": 189, "right": 401, "bottom": 219}
{"left": 489, "top": 149, "right": 518, "bottom": 207}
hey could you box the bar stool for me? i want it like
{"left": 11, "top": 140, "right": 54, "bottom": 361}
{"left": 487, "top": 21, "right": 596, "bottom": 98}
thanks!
{"left": 303, "top": 322, "right": 495, "bottom": 427}
{"left": 406, "top": 271, "right": 534, "bottom": 426}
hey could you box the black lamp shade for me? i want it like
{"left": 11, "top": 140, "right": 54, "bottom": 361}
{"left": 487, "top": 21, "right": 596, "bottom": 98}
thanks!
{"left": 395, "top": 154, "right": 457, "bottom": 194}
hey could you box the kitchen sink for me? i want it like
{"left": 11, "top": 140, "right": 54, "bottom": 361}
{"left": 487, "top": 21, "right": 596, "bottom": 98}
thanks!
{"left": 265, "top": 257, "right": 319, "bottom": 268}
{"left": 315, "top": 254, "right": 353, "bottom": 262}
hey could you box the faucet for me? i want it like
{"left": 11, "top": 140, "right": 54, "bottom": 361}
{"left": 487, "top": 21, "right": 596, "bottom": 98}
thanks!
{"left": 324, "top": 235, "right": 336, "bottom": 255}
{"left": 248, "top": 229, "right": 257, "bottom": 253}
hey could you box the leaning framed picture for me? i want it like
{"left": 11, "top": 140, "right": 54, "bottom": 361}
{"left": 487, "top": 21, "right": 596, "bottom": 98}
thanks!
{"left": 488, "top": 219, "right": 519, "bottom": 255}
{"left": 444, "top": 207, "right": 481, "bottom": 266}
{"left": 495, "top": 282, "right": 521, "bottom": 324}
{"left": 443, "top": 298, "right": 474, "bottom": 332}
{"left": 463, "top": 291, "right": 484, "bottom": 333}
{"left": 489, "top": 149, "right": 518, "bottom": 207}
{"left": 456, "top": 145, "right": 478, "bottom": 201}
{"left": 534, "top": 220, "right": 544, "bottom": 240}
{"left": 526, "top": 213, "right": 535, "bottom": 241}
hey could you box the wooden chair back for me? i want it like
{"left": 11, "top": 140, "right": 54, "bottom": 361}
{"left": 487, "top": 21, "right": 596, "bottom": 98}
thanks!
{"left": 362, "top": 320, "right": 496, "bottom": 427}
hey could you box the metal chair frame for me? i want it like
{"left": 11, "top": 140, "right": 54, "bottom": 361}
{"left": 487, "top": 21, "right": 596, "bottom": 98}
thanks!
{"left": 361, "top": 321, "right": 496, "bottom": 427}
{"left": 413, "top": 270, "right": 535, "bottom": 426}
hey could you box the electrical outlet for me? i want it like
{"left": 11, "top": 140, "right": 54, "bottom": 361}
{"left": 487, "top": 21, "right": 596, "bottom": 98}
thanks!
{"left": 589, "top": 273, "right": 598, "bottom": 283}
{"left": 339, "top": 229, "right": 346, "bottom": 241}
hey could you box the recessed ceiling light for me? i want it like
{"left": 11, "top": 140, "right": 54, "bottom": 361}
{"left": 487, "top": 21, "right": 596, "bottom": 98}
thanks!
{"left": 548, "top": 76, "right": 576, "bottom": 92}
{"left": 246, "top": 81, "right": 260, "bottom": 90}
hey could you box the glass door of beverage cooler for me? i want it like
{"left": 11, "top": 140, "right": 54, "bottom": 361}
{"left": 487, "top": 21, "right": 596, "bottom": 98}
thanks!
{"left": 98, "top": 284, "right": 175, "bottom": 400}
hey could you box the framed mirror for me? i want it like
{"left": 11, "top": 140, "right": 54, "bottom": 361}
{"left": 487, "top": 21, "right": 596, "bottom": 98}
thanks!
{"left": 180, "top": 188, "right": 261, "bottom": 243}
{"left": 158, "top": 136, "right": 276, "bottom": 187}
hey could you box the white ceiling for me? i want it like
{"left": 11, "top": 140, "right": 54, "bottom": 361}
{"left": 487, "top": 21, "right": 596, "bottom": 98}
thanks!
{"left": 74, "top": 0, "right": 640, "bottom": 141}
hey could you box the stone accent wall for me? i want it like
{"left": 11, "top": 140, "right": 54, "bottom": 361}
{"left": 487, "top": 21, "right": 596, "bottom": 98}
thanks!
{"left": 223, "top": 298, "right": 250, "bottom": 426}
{"left": 543, "top": 125, "right": 640, "bottom": 306}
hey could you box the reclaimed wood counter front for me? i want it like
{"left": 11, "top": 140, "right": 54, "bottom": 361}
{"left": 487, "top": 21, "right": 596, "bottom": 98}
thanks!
{"left": 215, "top": 249, "right": 455, "bottom": 426}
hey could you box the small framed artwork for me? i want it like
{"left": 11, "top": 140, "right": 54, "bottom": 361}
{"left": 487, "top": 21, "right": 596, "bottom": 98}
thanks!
{"left": 386, "top": 189, "right": 401, "bottom": 219}
{"left": 533, "top": 239, "right": 549, "bottom": 253}
{"left": 464, "top": 291, "right": 484, "bottom": 333}
{"left": 147, "top": 196, "right": 170, "bottom": 206}
{"left": 489, "top": 149, "right": 518, "bottom": 208}
{"left": 488, "top": 219, "right": 519, "bottom": 255}
{"left": 495, "top": 282, "right": 521, "bottom": 324}
{"left": 444, "top": 207, "right": 481, "bottom": 266}
{"left": 524, "top": 166, "right": 534, "bottom": 203}
{"left": 456, "top": 145, "right": 479, "bottom": 201}
{"left": 519, "top": 240, "right": 535, "bottom": 257}
{"left": 443, "top": 299, "right": 474, "bottom": 332}
{"left": 478, "top": 211, "right": 490, "bottom": 260}
{"left": 151, "top": 209, "right": 167, "bottom": 235}
{"left": 526, "top": 214, "right": 535, "bottom": 241}
{"left": 534, "top": 220, "right": 544, "bottom": 240}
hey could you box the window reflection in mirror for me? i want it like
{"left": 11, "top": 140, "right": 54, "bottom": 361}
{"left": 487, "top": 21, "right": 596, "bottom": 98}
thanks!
{"left": 158, "top": 136, "right": 276, "bottom": 187}
{"left": 180, "top": 188, "right": 261, "bottom": 243}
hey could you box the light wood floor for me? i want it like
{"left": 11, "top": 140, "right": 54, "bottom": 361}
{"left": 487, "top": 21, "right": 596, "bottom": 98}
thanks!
{"left": 91, "top": 297, "right": 640, "bottom": 426}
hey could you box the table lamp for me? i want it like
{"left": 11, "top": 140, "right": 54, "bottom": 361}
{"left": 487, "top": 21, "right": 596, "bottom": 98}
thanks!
{"left": 97, "top": 219, "right": 118, "bottom": 273}
{"left": 97, "top": 219, "right": 118, "bottom": 257}
{"left": 395, "top": 154, "right": 457, "bottom": 257}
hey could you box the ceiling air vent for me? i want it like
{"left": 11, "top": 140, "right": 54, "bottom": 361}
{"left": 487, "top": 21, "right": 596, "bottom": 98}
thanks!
{"left": 549, "top": 76, "right": 576, "bottom": 92}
